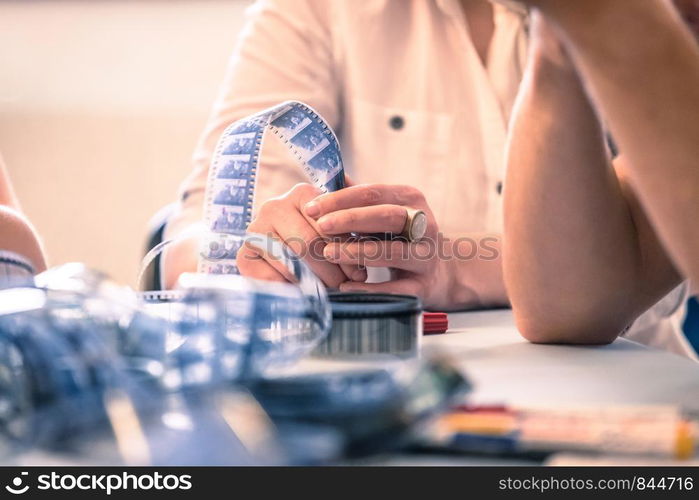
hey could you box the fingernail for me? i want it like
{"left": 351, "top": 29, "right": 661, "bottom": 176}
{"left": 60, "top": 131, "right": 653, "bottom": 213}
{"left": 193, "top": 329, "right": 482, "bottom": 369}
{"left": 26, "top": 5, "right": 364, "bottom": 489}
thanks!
{"left": 352, "top": 269, "right": 367, "bottom": 281}
{"left": 318, "top": 217, "right": 333, "bottom": 232}
{"left": 323, "top": 246, "right": 336, "bottom": 261}
{"left": 304, "top": 201, "right": 320, "bottom": 218}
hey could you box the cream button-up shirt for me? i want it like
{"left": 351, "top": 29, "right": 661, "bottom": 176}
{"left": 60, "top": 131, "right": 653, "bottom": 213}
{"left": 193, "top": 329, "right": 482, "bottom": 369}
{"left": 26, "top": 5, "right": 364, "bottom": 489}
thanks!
{"left": 178, "top": 0, "right": 528, "bottom": 236}
{"left": 172, "top": 0, "right": 693, "bottom": 358}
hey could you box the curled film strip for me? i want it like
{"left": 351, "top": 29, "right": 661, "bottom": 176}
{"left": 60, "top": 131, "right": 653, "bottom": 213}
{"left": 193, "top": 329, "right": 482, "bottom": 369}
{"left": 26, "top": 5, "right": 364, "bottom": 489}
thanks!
{"left": 199, "top": 101, "right": 345, "bottom": 275}
{"left": 135, "top": 102, "right": 342, "bottom": 361}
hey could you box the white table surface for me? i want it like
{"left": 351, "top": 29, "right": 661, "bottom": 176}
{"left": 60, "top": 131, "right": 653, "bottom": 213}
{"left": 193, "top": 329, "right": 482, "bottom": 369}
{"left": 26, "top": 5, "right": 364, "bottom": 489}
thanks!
{"left": 292, "top": 309, "right": 699, "bottom": 410}
{"left": 363, "top": 309, "right": 699, "bottom": 466}
{"left": 431, "top": 309, "right": 699, "bottom": 410}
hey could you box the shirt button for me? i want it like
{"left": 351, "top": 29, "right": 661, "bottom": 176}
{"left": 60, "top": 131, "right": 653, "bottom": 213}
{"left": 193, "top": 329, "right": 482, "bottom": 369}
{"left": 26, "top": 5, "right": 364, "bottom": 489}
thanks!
{"left": 389, "top": 115, "right": 404, "bottom": 130}
{"left": 496, "top": 181, "right": 503, "bottom": 195}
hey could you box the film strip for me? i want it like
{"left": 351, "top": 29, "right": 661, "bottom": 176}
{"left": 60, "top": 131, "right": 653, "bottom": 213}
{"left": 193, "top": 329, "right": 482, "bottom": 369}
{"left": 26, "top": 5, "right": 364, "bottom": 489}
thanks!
{"left": 199, "top": 101, "right": 345, "bottom": 275}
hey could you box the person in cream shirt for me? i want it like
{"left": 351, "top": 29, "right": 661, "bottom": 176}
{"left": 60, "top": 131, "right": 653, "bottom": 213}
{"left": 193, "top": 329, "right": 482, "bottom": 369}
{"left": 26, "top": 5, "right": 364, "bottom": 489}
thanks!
{"left": 162, "top": 0, "right": 691, "bottom": 356}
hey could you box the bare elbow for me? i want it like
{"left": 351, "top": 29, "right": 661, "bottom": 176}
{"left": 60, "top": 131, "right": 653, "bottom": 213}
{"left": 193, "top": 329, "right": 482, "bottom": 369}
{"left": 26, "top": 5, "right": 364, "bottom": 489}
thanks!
{"left": 513, "top": 308, "right": 623, "bottom": 346}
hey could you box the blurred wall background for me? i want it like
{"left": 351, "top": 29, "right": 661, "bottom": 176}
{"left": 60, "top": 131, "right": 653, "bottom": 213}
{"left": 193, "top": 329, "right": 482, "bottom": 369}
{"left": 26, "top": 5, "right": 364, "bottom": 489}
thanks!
{"left": 0, "top": 0, "right": 250, "bottom": 287}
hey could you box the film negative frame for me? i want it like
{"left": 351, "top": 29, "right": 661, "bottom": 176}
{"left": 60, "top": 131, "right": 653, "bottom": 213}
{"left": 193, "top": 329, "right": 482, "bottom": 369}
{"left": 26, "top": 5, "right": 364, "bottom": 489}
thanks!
{"left": 199, "top": 101, "right": 345, "bottom": 274}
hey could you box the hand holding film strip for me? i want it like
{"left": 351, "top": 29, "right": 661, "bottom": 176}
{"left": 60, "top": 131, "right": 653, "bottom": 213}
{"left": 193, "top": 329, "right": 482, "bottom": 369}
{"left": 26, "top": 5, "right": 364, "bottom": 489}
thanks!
{"left": 200, "top": 101, "right": 453, "bottom": 308}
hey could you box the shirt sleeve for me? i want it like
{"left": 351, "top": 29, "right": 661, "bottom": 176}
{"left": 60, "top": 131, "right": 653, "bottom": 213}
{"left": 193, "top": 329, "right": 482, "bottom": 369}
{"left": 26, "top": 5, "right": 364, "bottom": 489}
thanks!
{"left": 168, "top": 0, "right": 340, "bottom": 238}
{"left": 0, "top": 250, "right": 35, "bottom": 289}
{"left": 623, "top": 282, "right": 695, "bottom": 358}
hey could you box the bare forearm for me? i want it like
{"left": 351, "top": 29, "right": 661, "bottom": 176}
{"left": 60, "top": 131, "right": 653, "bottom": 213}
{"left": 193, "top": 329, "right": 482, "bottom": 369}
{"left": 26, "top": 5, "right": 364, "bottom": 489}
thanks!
{"left": 539, "top": 0, "right": 699, "bottom": 284}
{"left": 504, "top": 47, "right": 639, "bottom": 342}
{"left": 0, "top": 156, "right": 45, "bottom": 271}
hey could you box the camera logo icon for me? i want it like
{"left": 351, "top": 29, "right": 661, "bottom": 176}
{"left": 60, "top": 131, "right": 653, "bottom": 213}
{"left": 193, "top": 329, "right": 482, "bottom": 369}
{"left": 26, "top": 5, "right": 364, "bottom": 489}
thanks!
{"left": 5, "top": 472, "right": 29, "bottom": 495}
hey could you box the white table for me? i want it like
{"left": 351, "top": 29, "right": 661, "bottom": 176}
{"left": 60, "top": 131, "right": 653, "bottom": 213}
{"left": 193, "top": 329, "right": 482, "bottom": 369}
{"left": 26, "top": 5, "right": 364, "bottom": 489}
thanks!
{"left": 294, "top": 309, "right": 699, "bottom": 409}
{"left": 429, "top": 310, "right": 699, "bottom": 410}
{"left": 364, "top": 309, "right": 699, "bottom": 465}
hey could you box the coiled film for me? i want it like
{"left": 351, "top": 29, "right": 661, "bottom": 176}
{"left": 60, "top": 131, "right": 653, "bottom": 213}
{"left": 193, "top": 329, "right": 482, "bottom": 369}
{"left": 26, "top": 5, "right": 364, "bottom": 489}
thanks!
{"left": 314, "top": 293, "right": 422, "bottom": 357}
{"left": 139, "top": 232, "right": 332, "bottom": 380}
